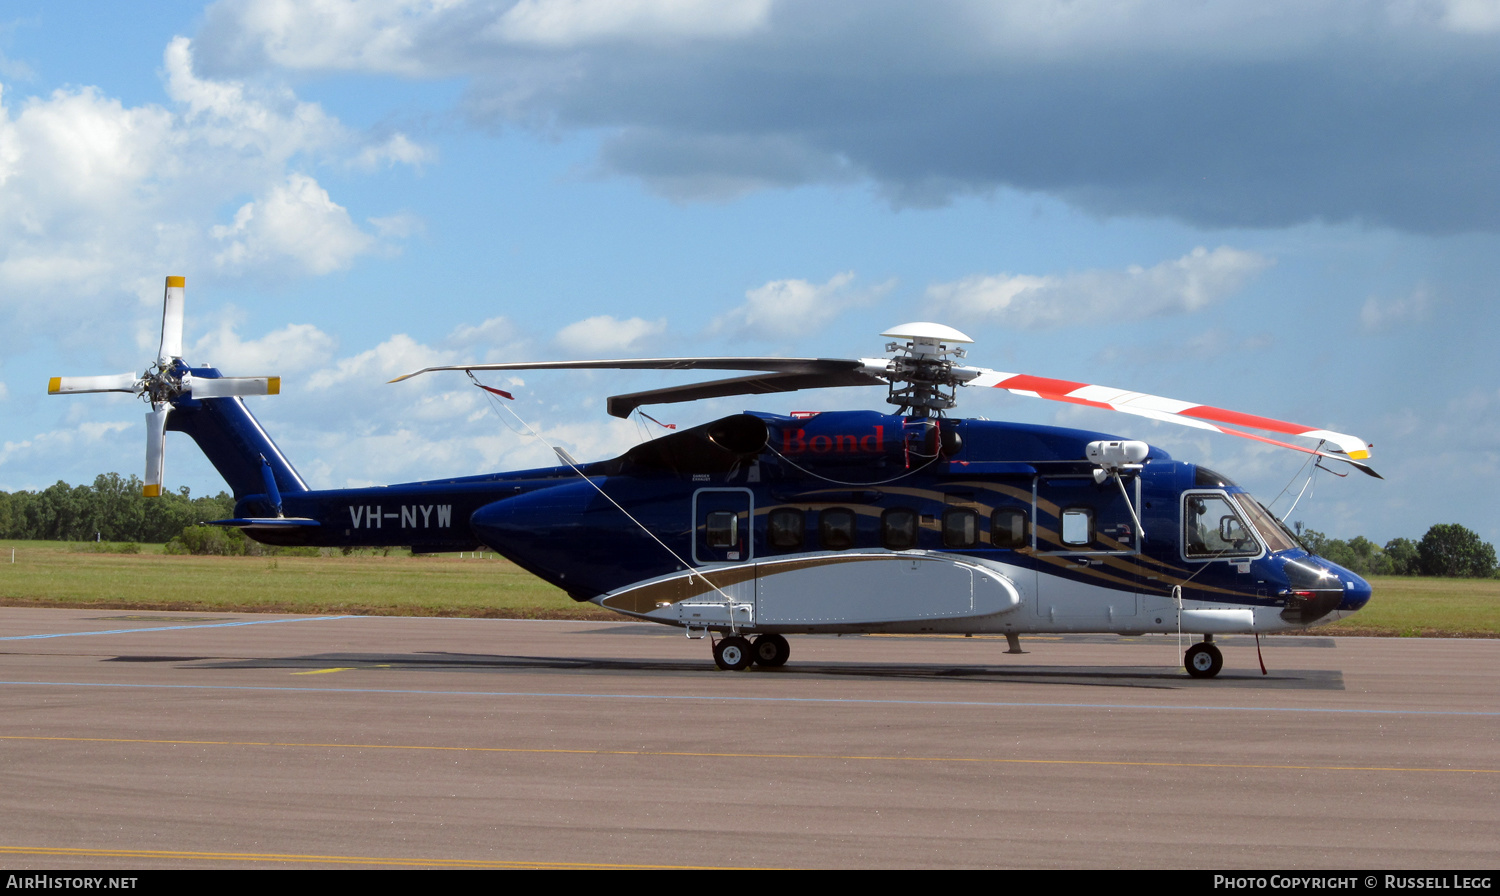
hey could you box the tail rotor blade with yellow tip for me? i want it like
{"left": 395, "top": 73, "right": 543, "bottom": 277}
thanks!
{"left": 144, "top": 405, "right": 169, "bottom": 497}
{"left": 184, "top": 375, "right": 281, "bottom": 398}
{"left": 47, "top": 373, "right": 140, "bottom": 395}
{"left": 157, "top": 276, "right": 186, "bottom": 367}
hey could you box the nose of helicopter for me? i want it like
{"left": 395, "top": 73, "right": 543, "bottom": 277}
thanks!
{"left": 1297, "top": 555, "right": 1372, "bottom": 623}
{"left": 1336, "top": 569, "right": 1373, "bottom": 614}
{"left": 1277, "top": 552, "right": 1371, "bottom": 625}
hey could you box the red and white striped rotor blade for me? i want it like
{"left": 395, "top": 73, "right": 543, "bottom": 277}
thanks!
{"left": 961, "top": 368, "right": 1373, "bottom": 463}
{"left": 47, "top": 373, "right": 139, "bottom": 395}
{"left": 144, "top": 405, "right": 169, "bottom": 497}
{"left": 157, "top": 276, "right": 185, "bottom": 366}
{"left": 184, "top": 375, "right": 281, "bottom": 398}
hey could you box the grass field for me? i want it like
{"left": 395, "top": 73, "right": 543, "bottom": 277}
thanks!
{"left": 0, "top": 540, "right": 1495, "bottom": 635}
{"left": 1318, "top": 575, "right": 1500, "bottom": 637}
{"left": 0, "top": 539, "right": 608, "bottom": 619}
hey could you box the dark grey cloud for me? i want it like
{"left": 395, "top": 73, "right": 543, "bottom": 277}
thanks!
{"left": 193, "top": 0, "right": 1500, "bottom": 232}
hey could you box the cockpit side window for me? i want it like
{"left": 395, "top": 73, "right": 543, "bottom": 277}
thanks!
{"left": 1182, "top": 492, "right": 1261, "bottom": 560}
{"left": 1237, "top": 497, "right": 1299, "bottom": 554}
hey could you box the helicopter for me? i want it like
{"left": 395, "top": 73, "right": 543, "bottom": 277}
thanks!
{"left": 50, "top": 277, "right": 1378, "bottom": 678}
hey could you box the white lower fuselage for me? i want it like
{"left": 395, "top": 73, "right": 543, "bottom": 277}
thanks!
{"left": 594, "top": 549, "right": 1327, "bottom": 636}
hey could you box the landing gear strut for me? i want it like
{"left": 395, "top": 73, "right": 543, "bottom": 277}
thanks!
{"left": 1184, "top": 637, "right": 1224, "bottom": 679}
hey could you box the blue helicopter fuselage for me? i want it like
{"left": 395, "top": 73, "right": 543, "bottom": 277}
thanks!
{"left": 172, "top": 391, "right": 1370, "bottom": 636}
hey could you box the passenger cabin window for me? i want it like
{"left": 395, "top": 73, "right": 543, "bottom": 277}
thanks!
{"left": 767, "top": 508, "right": 805, "bottom": 550}
{"left": 705, "top": 511, "right": 739, "bottom": 548}
{"left": 1183, "top": 493, "right": 1260, "bottom": 559}
{"left": 819, "top": 508, "right": 856, "bottom": 550}
{"left": 1060, "top": 508, "right": 1093, "bottom": 546}
{"left": 991, "top": 508, "right": 1029, "bottom": 549}
{"left": 1036, "top": 476, "right": 1139, "bottom": 554}
{"left": 881, "top": 507, "right": 919, "bottom": 550}
{"left": 942, "top": 509, "right": 979, "bottom": 548}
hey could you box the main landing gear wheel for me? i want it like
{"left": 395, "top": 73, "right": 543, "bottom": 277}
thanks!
{"left": 751, "top": 633, "right": 790, "bottom": 667}
{"left": 714, "top": 635, "right": 753, "bottom": 671}
{"left": 1184, "top": 642, "right": 1224, "bottom": 679}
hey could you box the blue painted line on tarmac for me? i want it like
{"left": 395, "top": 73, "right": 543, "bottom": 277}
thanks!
{"left": 0, "top": 679, "right": 1494, "bottom": 716}
{"left": 0, "top": 616, "right": 358, "bottom": 641}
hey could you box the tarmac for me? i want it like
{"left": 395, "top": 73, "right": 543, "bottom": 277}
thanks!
{"left": 0, "top": 608, "right": 1495, "bottom": 869}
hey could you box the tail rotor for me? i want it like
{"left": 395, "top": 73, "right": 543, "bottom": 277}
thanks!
{"left": 48, "top": 276, "right": 282, "bottom": 496}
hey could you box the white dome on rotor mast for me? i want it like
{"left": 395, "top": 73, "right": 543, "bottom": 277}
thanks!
{"left": 880, "top": 322, "right": 973, "bottom": 358}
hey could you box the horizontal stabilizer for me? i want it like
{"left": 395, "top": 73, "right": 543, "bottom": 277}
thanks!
{"left": 207, "top": 517, "right": 321, "bottom": 530}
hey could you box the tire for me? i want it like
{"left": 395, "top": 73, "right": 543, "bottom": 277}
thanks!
{"left": 1185, "top": 642, "right": 1224, "bottom": 679}
{"left": 714, "top": 635, "right": 753, "bottom": 671}
{"left": 751, "top": 633, "right": 790, "bottom": 667}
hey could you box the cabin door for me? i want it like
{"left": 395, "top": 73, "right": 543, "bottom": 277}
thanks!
{"left": 691, "top": 488, "right": 755, "bottom": 565}
{"left": 1032, "top": 475, "right": 1144, "bottom": 623}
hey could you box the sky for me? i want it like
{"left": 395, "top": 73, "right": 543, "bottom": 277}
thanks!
{"left": 2, "top": 0, "right": 1497, "bottom": 547}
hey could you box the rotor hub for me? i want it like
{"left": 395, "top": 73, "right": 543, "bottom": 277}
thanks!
{"left": 879, "top": 323, "right": 973, "bottom": 416}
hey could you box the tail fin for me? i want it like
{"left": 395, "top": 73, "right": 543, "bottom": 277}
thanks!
{"left": 166, "top": 393, "right": 307, "bottom": 504}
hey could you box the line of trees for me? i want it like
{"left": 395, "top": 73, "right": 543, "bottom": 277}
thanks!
{"left": 0, "top": 474, "right": 233, "bottom": 544}
{"left": 1298, "top": 524, "right": 1498, "bottom": 579}
{"left": 2, "top": 475, "right": 1496, "bottom": 577}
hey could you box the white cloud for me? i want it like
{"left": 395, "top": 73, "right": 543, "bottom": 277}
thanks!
{"left": 354, "top": 133, "right": 435, "bottom": 171}
{"left": 223, "top": 319, "right": 654, "bottom": 488}
{"left": 161, "top": 36, "right": 345, "bottom": 161}
{"left": 307, "top": 332, "right": 433, "bottom": 392}
{"left": 198, "top": 0, "right": 444, "bottom": 76}
{"left": 199, "top": 0, "right": 771, "bottom": 73}
{"left": 188, "top": 317, "right": 339, "bottom": 373}
{"left": 442, "top": 316, "right": 533, "bottom": 365}
{"left": 0, "top": 420, "right": 134, "bottom": 469}
{"left": 189, "top": 1, "right": 1500, "bottom": 231}
{"left": 1425, "top": 0, "right": 1500, "bottom": 33}
{"left": 711, "top": 271, "right": 882, "bottom": 341}
{"left": 493, "top": 0, "right": 772, "bottom": 46}
{"left": 211, "top": 174, "right": 374, "bottom": 275}
{"left": 0, "top": 49, "right": 33, "bottom": 84}
{"left": 1360, "top": 284, "right": 1437, "bottom": 332}
{"left": 927, "top": 247, "right": 1273, "bottom": 329}
{"left": 368, "top": 213, "right": 425, "bottom": 240}
{"left": 555, "top": 314, "right": 666, "bottom": 354}
{"left": 0, "top": 37, "right": 430, "bottom": 337}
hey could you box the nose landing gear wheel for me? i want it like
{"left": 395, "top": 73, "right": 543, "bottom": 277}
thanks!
{"left": 751, "top": 633, "right": 790, "bottom": 667}
{"left": 1184, "top": 642, "right": 1224, "bottom": 679}
{"left": 714, "top": 635, "right": 753, "bottom": 671}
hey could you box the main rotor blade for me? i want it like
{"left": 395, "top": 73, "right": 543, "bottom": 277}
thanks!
{"left": 607, "top": 369, "right": 888, "bottom": 419}
{"left": 157, "top": 276, "right": 185, "bottom": 366}
{"left": 47, "top": 373, "right": 139, "bottom": 395}
{"left": 390, "top": 357, "right": 866, "bottom": 383}
{"left": 962, "top": 368, "right": 1379, "bottom": 475}
{"left": 144, "top": 405, "right": 169, "bottom": 497}
{"left": 184, "top": 375, "right": 282, "bottom": 398}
